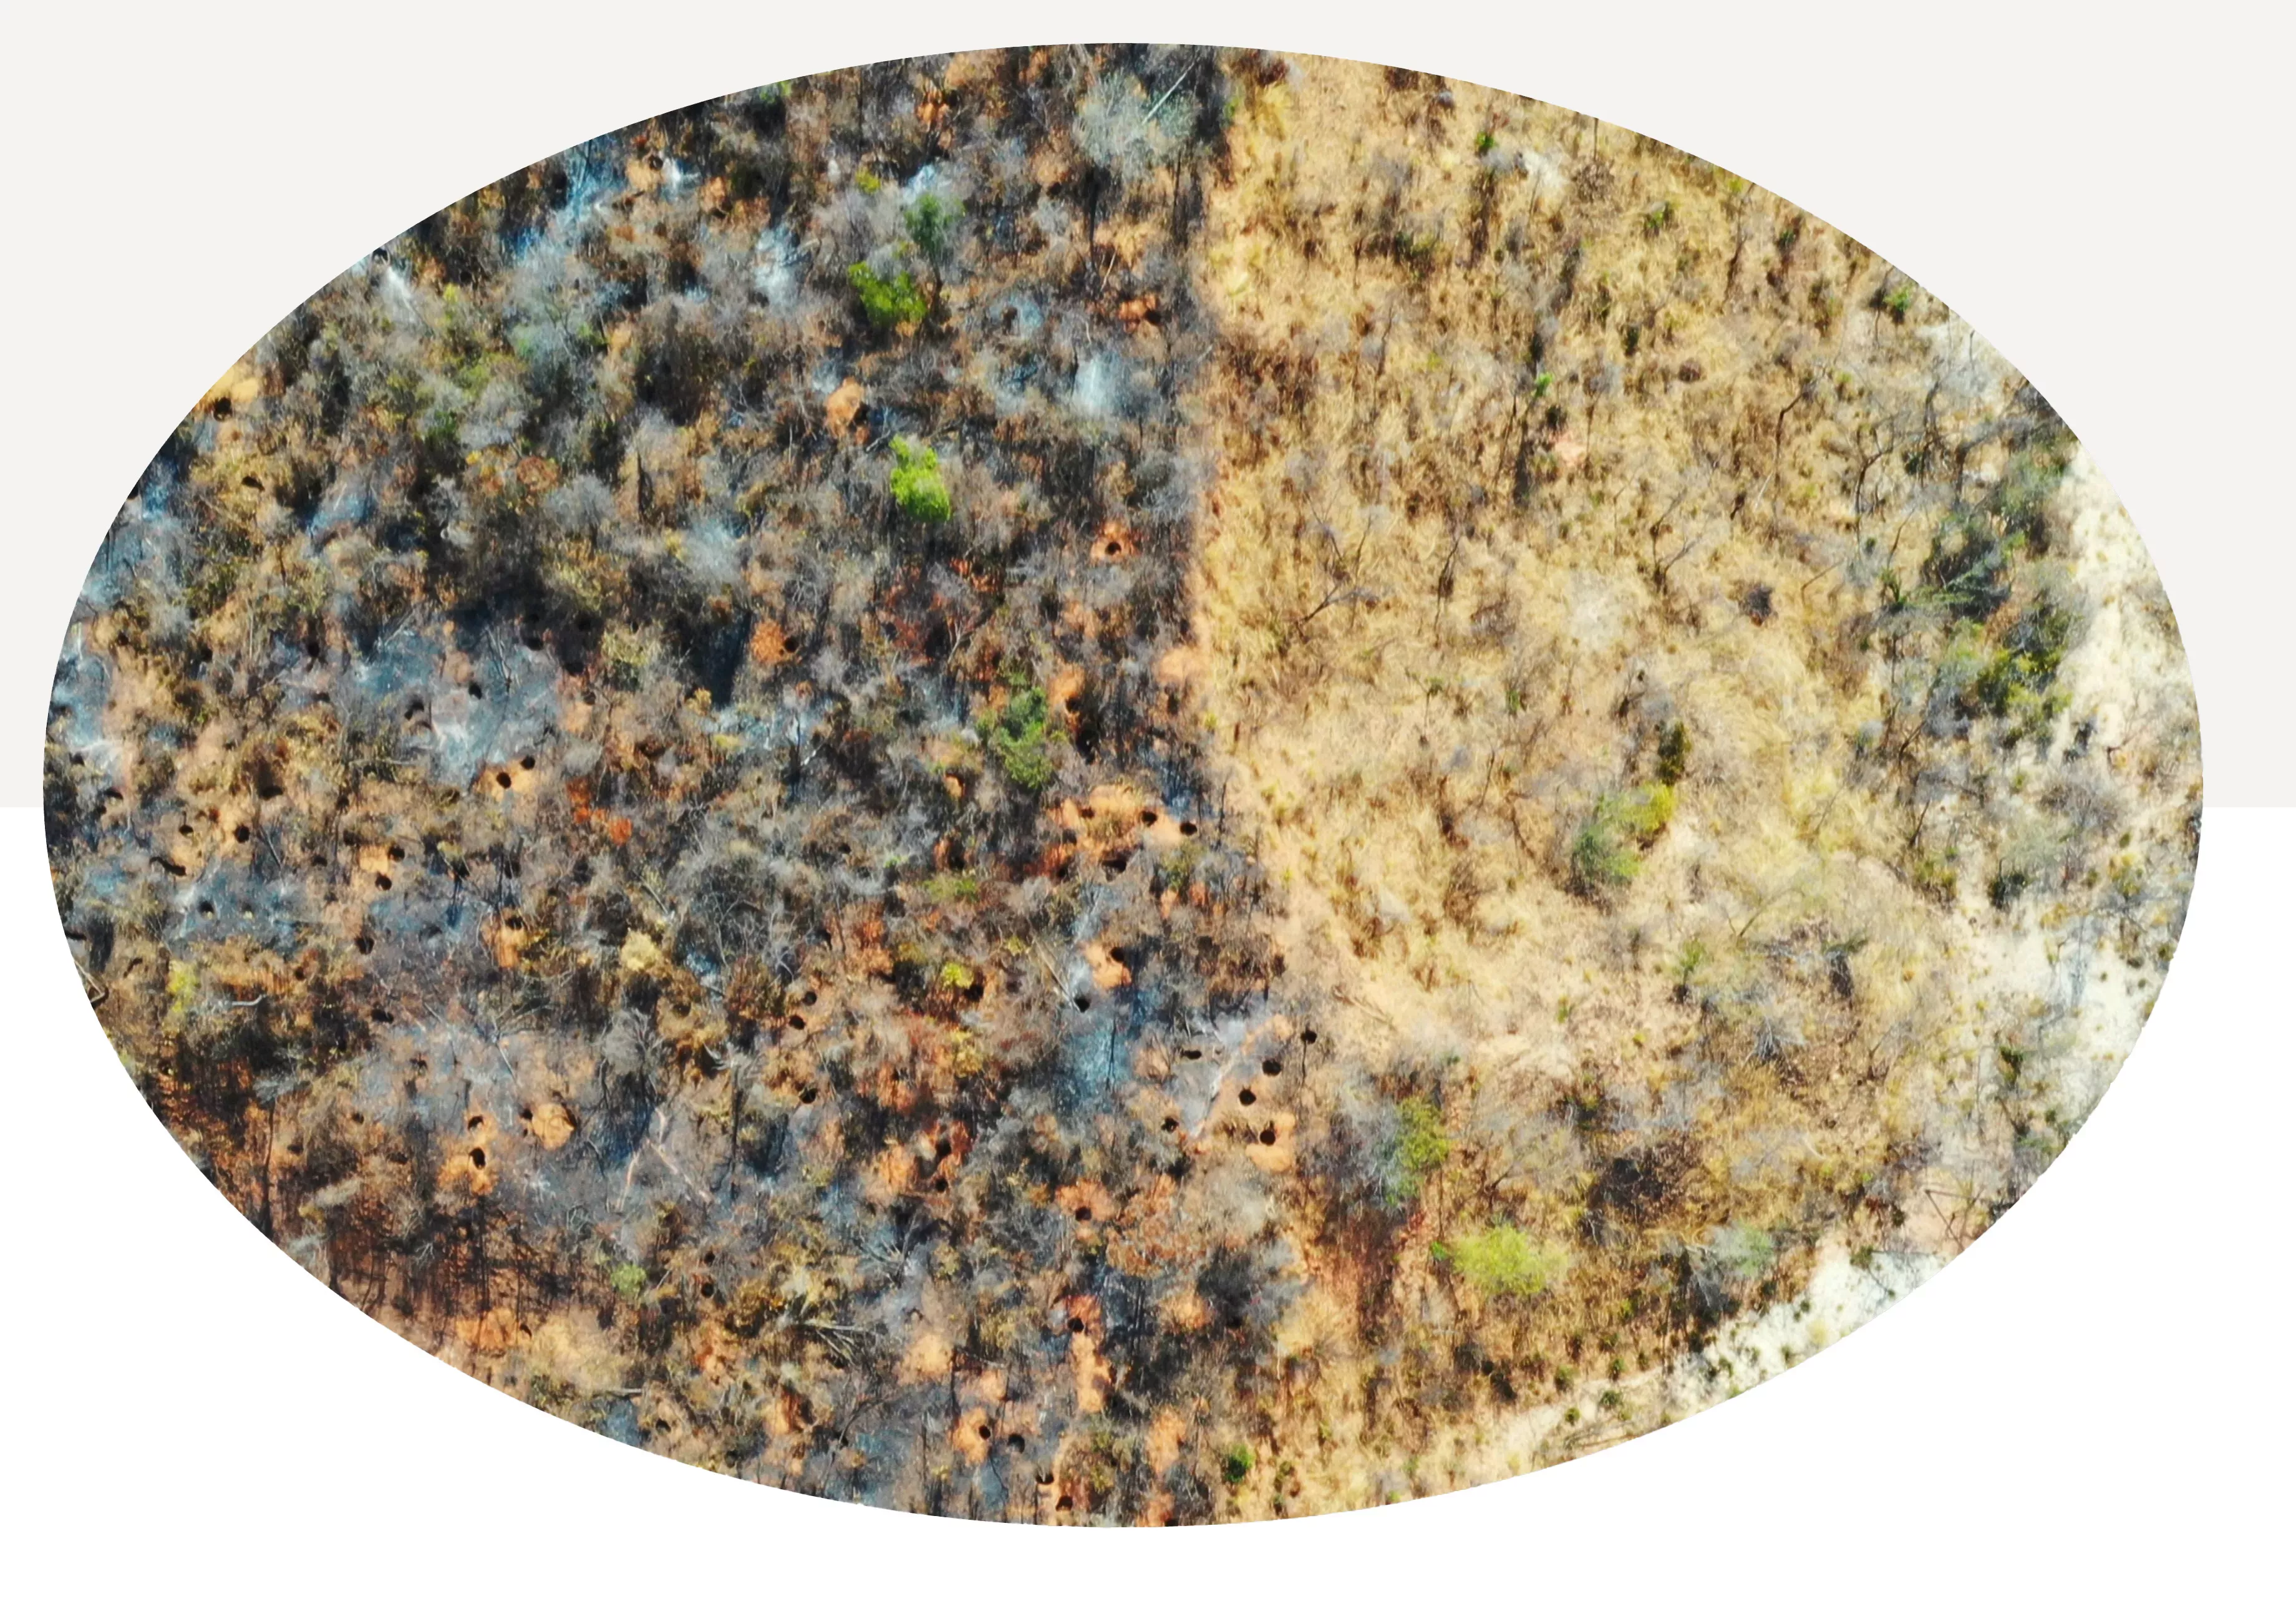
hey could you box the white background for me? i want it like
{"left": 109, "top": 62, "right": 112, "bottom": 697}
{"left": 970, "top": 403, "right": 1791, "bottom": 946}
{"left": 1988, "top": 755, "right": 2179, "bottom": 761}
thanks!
{"left": 1, "top": 3, "right": 2287, "bottom": 1607}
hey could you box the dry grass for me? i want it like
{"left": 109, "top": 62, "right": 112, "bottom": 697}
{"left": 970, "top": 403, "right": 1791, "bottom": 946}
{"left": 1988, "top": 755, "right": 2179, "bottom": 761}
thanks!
{"left": 1185, "top": 53, "right": 2198, "bottom": 1512}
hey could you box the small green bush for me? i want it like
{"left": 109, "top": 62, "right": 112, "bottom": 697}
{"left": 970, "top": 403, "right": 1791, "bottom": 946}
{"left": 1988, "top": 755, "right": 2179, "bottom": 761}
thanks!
{"left": 889, "top": 437, "right": 952, "bottom": 523}
{"left": 1393, "top": 1095, "right": 1451, "bottom": 1200}
{"left": 1222, "top": 1444, "right": 1254, "bottom": 1485}
{"left": 1706, "top": 1222, "right": 1776, "bottom": 1283}
{"left": 1655, "top": 719, "right": 1690, "bottom": 784}
{"left": 848, "top": 261, "right": 928, "bottom": 331}
{"left": 922, "top": 870, "right": 981, "bottom": 905}
{"left": 1569, "top": 784, "right": 1675, "bottom": 895}
{"left": 1612, "top": 782, "right": 1676, "bottom": 840}
{"left": 1909, "top": 843, "right": 1959, "bottom": 902}
{"left": 1672, "top": 938, "right": 1708, "bottom": 989}
{"left": 986, "top": 684, "right": 1056, "bottom": 790}
{"left": 902, "top": 193, "right": 962, "bottom": 268}
{"left": 1569, "top": 814, "right": 1640, "bottom": 893}
{"left": 1435, "top": 1225, "right": 1568, "bottom": 1298}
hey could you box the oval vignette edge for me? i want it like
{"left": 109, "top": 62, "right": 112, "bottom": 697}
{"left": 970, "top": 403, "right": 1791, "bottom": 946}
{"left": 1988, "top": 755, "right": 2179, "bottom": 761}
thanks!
{"left": 43, "top": 44, "right": 2200, "bottom": 1524}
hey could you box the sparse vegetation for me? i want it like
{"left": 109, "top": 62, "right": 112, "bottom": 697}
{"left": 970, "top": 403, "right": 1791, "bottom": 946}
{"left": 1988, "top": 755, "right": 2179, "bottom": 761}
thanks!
{"left": 45, "top": 46, "right": 2196, "bottom": 1528}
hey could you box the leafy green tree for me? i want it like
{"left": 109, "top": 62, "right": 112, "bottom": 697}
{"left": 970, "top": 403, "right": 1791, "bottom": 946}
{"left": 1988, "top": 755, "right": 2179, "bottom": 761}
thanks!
{"left": 986, "top": 684, "right": 1056, "bottom": 790}
{"left": 902, "top": 193, "right": 962, "bottom": 269}
{"left": 889, "top": 437, "right": 952, "bottom": 523}
{"left": 849, "top": 261, "right": 928, "bottom": 331}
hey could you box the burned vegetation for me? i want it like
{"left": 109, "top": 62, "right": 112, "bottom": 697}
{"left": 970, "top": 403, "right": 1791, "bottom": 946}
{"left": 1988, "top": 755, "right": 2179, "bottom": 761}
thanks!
{"left": 47, "top": 47, "right": 2197, "bottom": 1522}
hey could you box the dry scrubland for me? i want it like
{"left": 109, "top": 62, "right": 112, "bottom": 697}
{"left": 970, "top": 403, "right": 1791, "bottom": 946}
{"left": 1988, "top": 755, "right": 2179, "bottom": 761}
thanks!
{"left": 1193, "top": 57, "right": 2199, "bottom": 1496}
{"left": 46, "top": 47, "right": 2196, "bottom": 1521}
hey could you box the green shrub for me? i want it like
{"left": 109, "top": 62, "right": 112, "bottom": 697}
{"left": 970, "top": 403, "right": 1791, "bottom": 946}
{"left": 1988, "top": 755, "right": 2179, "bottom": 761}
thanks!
{"left": 1672, "top": 938, "right": 1708, "bottom": 991}
{"left": 1222, "top": 1444, "right": 1254, "bottom": 1485}
{"left": 1969, "top": 599, "right": 2074, "bottom": 721}
{"left": 902, "top": 193, "right": 962, "bottom": 268}
{"left": 1435, "top": 1225, "right": 1568, "bottom": 1298}
{"left": 1909, "top": 843, "right": 1959, "bottom": 902}
{"left": 1569, "top": 784, "right": 1675, "bottom": 895}
{"left": 1705, "top": 1222, "right": 1776, "bottom": 1283}
{"left": 1569, "top": 814, "right": 1640, "bottom": 893}
{"left": 1992, "top": 442, "right": 2073, "bottom": 549}
{"left": 848, "top": 261, "right": 928, "bottom": 331}
{"left": 1393, "top": 1095, "right": 1451, "bottom": 1200}
{"left": 1655, "top": 719, "right": 1690, "bottom": 784}
{"left": 922, "top": 870, "right": 981, "bottom": 905}
{"left": 986, "top": 684, "right": 1056, "bottom": 790}
{"left": 1612, "top": 782, "right": 1676, "bottom": 840}
{"left": 889, "top": 437, "right": 952, "bottom": 523}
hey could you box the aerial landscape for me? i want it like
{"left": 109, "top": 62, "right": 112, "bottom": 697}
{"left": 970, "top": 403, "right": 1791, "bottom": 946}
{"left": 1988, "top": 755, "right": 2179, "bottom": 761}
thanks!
{"left": 44, "top": 45, "right": 2200, "bottom": 1522}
